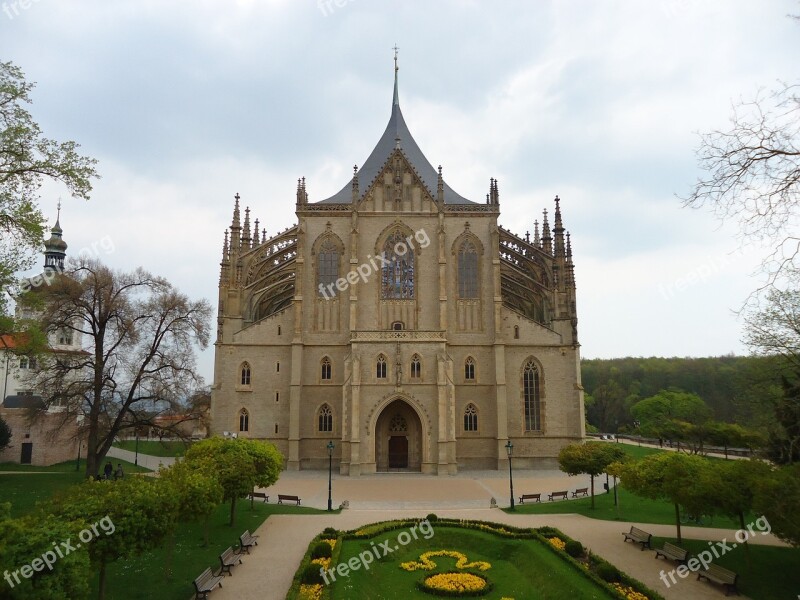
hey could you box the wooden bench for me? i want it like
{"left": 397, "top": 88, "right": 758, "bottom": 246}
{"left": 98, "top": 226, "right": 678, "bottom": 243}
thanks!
{"left": 193, "top": 567, "right": 224, "bottom": 599}
{"left": 237, "top": 530, "right": 259, "bottom": 555}
{"left": 248, "top": 491, "right": 269, "bottom": 503}
{"left": 571, "top": 487, "right": 589, "bottom": 498}
{"left": 518, "top": 493, "right": 541, "bottom": 504}
{"left": 277, "top": 494, "right": 301, "bottom": 505}
{"left": 548, "top": 490, "right": 569, "bottom": 501}
{"left": 217, "top": 546, "right": 242, "bottom": 576}
{"left": 655, "top": 541, "right": 688, "bottom": 565}
{"left": 621, "top": 526, "right": 652, "bottom": 550}
{"left": 697, "top": 563, "right": 738, "bottom": 596}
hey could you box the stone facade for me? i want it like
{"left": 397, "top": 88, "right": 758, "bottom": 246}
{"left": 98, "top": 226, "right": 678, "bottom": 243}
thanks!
{"left": 0, "top": 407, "right": 81, "bottom": 466}
{"left": 210, "top": 67, "right": 584, "bottom": 474}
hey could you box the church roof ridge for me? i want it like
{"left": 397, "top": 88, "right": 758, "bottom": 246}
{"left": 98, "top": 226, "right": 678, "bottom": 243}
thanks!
{"left": 316, "top": 53, "right": 475, "bottom": 206}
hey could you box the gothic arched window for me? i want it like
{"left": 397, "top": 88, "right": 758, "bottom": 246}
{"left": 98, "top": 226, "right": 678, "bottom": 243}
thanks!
{"left": 377, "top": 354, "right": 387, "bottom": 379}
{"left": 465, "top": 356, "right": 475, "bottom": 381}
{"left": 381, "top": 229, "right": 414, "bottom": 299}
{"left": 318, "top": 404, "right": 333, "bottom": 432}
{"left": 464, "top": 403, "right": 478, "bottom": 432}
{"left": 410, "top": 354, "right": 421, "bottom": 379}
{"left": 240, "top": 362, "right": 251, "bottom": 386}
{"left": 239, "top": 408, "right": 249, "bottom": 432}
{"left": 321, "top": 356, "right": 332, "bottom": 380}
{"left": 458, "top": 239, "right": 479, "bottom": 298}
{"left": 523, "top": 360, "right": 542, "bottom": 431}
{"left": 317, "top": 237, "right": 340, "bottom": 297}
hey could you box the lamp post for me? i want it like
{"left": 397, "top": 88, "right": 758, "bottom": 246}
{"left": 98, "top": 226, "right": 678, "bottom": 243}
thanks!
{"left": 134, "top": 428, "right": 140, "bottom": 466}
{"left": 75, "top": 441, "right": 81, "bottom": 472}
{"left": 327, "top": 440, "right": 335, "bottom": 512}
{"left": 505, "top": 440, "right": 514, "bottom": 511}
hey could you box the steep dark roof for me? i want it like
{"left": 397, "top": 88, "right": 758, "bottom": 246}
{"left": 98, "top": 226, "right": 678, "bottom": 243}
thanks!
{"left": 317, "top": 69, "right": 476, "bottom": 205}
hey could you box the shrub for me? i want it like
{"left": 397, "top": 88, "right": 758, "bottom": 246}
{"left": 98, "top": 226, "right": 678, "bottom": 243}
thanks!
{"left": 311, "top": 541, "right": 332, "bottom": 559}
{"left": 300, "top": 563, "right": 324, "bottom": 584}
{"left": 596, "top": 563, "right": 620, "bottom": 583}
{"left": 565, "top": 540, "right": 584, "bottom": 557}
{"left": 322, "top": 527, "right": 337, "bottom": 536}
{"left": 426, "top": 513, "right": 438, "bottom": 522}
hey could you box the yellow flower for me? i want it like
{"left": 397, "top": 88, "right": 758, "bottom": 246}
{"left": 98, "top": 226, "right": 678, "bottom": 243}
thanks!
{"left": 322, "top": 538, "right": 337, "bottom": 549}
{"left": 399, "top": 550, "right": 491, "bottom": 572}
{"left": 298, "top": 584, "right": 322, "bottom": 600}
{"left": 424, "top": 572, "right": 486, "bottom": 593}
{"left": 611, "top": 582, "right": 649, "bottom": 600}
{"left": 548, "top": 537, "right": 566, "bottom": 551}
{"left": 311, "top": 557, "right": 330, "bottom": 570}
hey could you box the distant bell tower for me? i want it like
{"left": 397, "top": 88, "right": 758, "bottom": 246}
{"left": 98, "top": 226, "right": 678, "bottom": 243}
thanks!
{"left": 43, "top": 201, "right": 67, "bottom": 272}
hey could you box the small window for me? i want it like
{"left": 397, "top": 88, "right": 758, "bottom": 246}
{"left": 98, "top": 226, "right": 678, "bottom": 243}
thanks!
{"left": 274, "top": 423, "right": 278, "bottom": 434}
{"left": 318, "top": 404, "right": 333, "bottom": 432}
{"left": 377, "top": 355, "right": 387, "bottom": 379}
{"left": 240, "top": 363, "right": 251, "bottom": 386}
{"left": 239, "top": 409, "right": 249, "bottom": 432}
{"left": 465, "top": 357, "right": 475, "bottom": 381}
{"left": 321, "top": 357, "right": 332, "bottom": 380}
{"left": 19, "top": 357, "right": 28, "bottom": 369}
{"left": 514, "top": 326, "right": 519, "bottom": 339}
{"left": 276, "top": 362, "right": 280, "bottom": 373}
{"left": 411, "top": 354, "right": 421, "bottom": 379}
{"left": 392, "top": 321, "right": 404, "bottom": 331}
{"left": 464, "top": 403, "right": 478, "bottom": 432}
{"left": 58, "top": 329, "right": 73, "bottom": 345}
{"left": 275, "top": 391, "right": 280, "bottom": 402}
{"left": 278, "top": 325, "right": 282, "bottom": 335}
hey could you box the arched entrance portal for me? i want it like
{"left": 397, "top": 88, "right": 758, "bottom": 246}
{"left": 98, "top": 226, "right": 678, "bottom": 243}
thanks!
{"left": 375, "top": 399, "right": 422, "bottom": 472}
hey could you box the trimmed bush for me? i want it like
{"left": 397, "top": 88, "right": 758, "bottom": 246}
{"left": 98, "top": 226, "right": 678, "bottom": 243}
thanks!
{"left": 565, "top": 540, "right": 584, "bottom": 557}
{"left": 322, "top": 526, "right": 337, "bottom": 536}
{"left": 426, "top": 513, "right": 439, "bottom": 522}
{"left": 300, "top": 563, "right": 324, "bottom": 584}
{"left": 311, "top": 541, "right": 332, "bottom": 559}
{"left": 596, "top": 563, "right": 621, "bottom": 583}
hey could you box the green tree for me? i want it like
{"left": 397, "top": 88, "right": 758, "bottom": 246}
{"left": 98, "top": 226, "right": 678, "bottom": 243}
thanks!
{"left": 558, "top": 443, "right": 627, "bottom": 509}
{"left": 707, "top": 422, "right": 764, "bottom": 459}
{"left": 0, "top": 512, "right": 91, "bottom": 599}
{"left": 754, "top": 462, "right": 800, "bottom": 547}
{"left": 631, "top": 389, "right": 712, "bottom": 445}
{"left": 0, "top": 61, "right": 98, "bottom": 330}
{"left": 0, "top": 415, "right": 11, "bottom": 450}
{"left": 52, "top": 476, "right": 178, "bottom": 600}
{"left": 715, "top": 460, "right": 773, "bottom": 549}
{"left": 184, "top": 437, "right": 283, "bottom": 526}
{"left": 620, "top": 452, "right": 712, "bottom": 543}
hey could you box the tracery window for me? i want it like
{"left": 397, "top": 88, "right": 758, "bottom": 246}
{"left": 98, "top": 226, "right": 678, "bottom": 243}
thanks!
{"left": 389, "top": 414, "right": 408, "bottom": 432}
{"left": 410, "top": 354, "right": 421, "bottom": 379}
{"left": 523, "top": 360, "right": 542, "bottom": 431}
{"left": 240, "top": 362, "right": 251, "bottom": 386}
{"left": 317, "top": 237, "right": 340, "bottom": 296}
{"left": 321, "top": 356, "right": 332, "bottom": 380}
{"left": 318, "top": 404, "right": 333, "bottom": 432}
{"left": 377, "top": 354, "right": 387, "bottom": 379}
{"left": 381, "top": 229, "right": 414, "bottom": 299}
{"left": 465, "top": 356, "right": 475, "bottom": 381}
{"left": 458, "top": 239, "right": 479, "bottom": 298}
{"left": 239, "top": 408, "right": 249, "bottom": 432}
{"left": 464, "top": 403, "right": 478, "bottom": 431}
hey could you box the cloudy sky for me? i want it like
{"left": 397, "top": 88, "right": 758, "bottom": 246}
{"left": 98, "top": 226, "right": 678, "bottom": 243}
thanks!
{"left": 3, "top": 0, "right": 798, "bottom": 382}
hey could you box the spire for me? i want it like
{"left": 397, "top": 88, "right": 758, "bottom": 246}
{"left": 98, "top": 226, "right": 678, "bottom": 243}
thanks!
{"left": 44, "top": 201, "right": 67, "bottom": 272}
{"left": 533, "top": 220, "right": 540, "bottom": 246}
{"left": 253, "top": 219, "right": 260, "bottom": 246}
{"left": 566, "top": 231, "right": 573, "bottom": 261}
{"left": 541, "top": 208, "right": 552, "bottom": 255}
{"left": 553, "top": 195, "right": 565, "bottom": 259}
{"left": 437, "top": 165, "right": 444, "bottom": 203}
{"left": 242, "top": 206, "right": 251, "bottom": 250}
{"left": 392, "top": 44, "right": 400, "bottom": 107}
{"left": 230, "top": 193, "right": 242, "bottom": 253}
{"left": 489, "top": 178, "right": 499, "bottom": 205}
{"left": 352, "top": 164, "right": 359, "bottom": 202}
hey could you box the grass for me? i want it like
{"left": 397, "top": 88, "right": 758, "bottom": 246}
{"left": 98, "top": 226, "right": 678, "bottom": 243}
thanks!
{"left": 112, "top": 439, "right": 193, "bottom": 457}
{"left": 652, "top": 535, "right": 800, "bottom": 599}
{"left": 328, "top": 526, "right": 616, "bottom": 599}
{"left": 0, "top": 459, "right": 151, "bottom": 518}
{"left": 92, "top": 501, "right": 330, "bottom": 600}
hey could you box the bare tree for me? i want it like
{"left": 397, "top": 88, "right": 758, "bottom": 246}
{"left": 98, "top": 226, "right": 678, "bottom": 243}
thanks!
{"left": 21, "top": 257, "right": 212, "bottom": 478}
{"left": 684, "top": 81, "right": 800, "bottom": 290}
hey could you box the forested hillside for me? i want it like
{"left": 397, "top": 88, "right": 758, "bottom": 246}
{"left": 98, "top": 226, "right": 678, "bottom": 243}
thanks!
{"left": 580, "top": 355, "right": 786, "bottom": 432}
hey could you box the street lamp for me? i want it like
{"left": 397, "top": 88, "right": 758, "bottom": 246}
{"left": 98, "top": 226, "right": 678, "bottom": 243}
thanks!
{"left": 505, "top": 440, "right": 514, "bottom": 511}
{"left": 134, "top": 428, "right": 140, "bottom": 466}
{"left": 327, "top": 440, "right": 335, "bottom": 512}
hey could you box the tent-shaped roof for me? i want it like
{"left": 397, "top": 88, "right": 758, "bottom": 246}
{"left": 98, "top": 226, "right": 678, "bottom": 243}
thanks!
{"left": 317, "top": 65, "right": 476, "bottom": 205}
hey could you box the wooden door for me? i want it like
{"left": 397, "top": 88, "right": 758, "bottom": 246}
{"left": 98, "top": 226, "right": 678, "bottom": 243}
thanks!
{"left": 388, "top": 435, "right": 408, "bottom": 468}
{"left": 20, "top": 443, "right": 32, "bottom": 465}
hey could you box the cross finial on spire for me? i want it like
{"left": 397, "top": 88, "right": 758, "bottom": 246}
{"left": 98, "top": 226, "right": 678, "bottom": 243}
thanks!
{"left": 392, "top": 44, "right": 400, "bottom": 107}
{"left": 393, "top": 44, "right": 399, "bottom": 71}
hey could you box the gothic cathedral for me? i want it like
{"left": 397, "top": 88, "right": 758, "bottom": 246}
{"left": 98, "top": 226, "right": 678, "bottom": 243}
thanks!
{"left": 210, "top": 63, "right": 585, "bottom": 475}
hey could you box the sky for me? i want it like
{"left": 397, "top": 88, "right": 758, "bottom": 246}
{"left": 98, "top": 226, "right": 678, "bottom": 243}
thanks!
{"left": 2, "top": 0, "right": 798, "bottom": 383}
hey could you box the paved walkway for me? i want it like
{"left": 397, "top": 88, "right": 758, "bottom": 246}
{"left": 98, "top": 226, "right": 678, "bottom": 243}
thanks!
{"left": 195, "top": 468, "right": 786, "bottom": 600}
{"left": 106, "top": 446, "right": 175, "bottom": 471}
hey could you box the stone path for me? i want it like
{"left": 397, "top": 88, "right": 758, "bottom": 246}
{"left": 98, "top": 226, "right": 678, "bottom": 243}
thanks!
{"left": 195, "top": 468, "right": 786, "bottom": 600}
{"left": 106, "top": 446, "right": 175, "bottom": 471}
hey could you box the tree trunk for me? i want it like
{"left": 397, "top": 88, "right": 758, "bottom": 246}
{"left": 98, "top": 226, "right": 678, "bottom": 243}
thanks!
{"left": 98, "top": 561, "right": 106, "bottom": 600}
{"left": 229, "top": 496, "right": 237, "bottom": 527}
{"left": 590, "top": 475, "right": 595, "bottom": 509}
{"left": 675, "top": 504, "right": 682, "bottom": 544}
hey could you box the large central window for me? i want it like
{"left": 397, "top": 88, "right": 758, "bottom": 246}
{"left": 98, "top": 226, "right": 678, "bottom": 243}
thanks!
{"left": 458, "top": 240, "right": 479, "bottom": 298}
{"left": 317, "top": 238, "right": 340, "bottom": 296}
{"left": 381, "top": 229, "right": 414, "bottom": 299}
{"left": 523, "top": 360, "right": 542, "bottom": 431}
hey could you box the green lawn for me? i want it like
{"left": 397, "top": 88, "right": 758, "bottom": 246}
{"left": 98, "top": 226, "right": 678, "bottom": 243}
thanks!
{"left": 0, "top": 459, "right": 151, "bottom": 518}
{"left": 329, "top": 527, "right": 616, "bottom": 599}
{"left": 92, "top": 502, "right": 331, "bottom": 600}
{"left": 112, "top": 439, "right": 193, "bottom": 457}
{"left": 652, "top": 536, "right": 800, "bottom": 599}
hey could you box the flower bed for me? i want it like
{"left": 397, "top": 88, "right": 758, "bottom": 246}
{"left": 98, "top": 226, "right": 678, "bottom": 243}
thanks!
{"left": 417, "top": 571, "right": 493, "bottom": 597}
